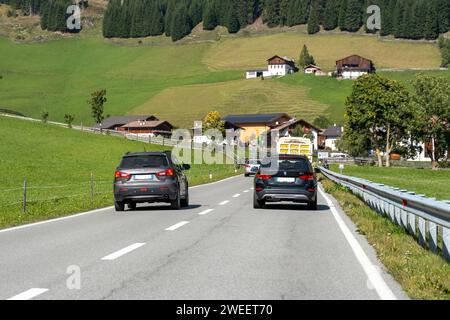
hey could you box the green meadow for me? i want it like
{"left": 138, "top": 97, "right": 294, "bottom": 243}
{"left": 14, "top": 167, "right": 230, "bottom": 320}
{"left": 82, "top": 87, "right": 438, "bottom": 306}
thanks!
{"left": 0, "top": 23, "right": 447, "bottom": 128}
{"left": 0, "top": 116, "right": 239, "bottom": 229}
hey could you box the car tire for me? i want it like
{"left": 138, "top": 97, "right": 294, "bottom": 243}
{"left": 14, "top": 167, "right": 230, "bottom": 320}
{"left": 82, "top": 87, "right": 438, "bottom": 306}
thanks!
{"left": 253, "top": 194, "right": 265, "bottom": 209}
{"left": 307, "top": 198, "right": 318, "bottom": 211}
{"left": 245, "top": 173, "right": 250, "bottom": 177}
{"left": 181, "top": 186, "right": 189, "bottom": 208}
{"left": 171, "top": 191, "right": 181, "bottom": 210}
{"left": 115, "top": 201, "right": 125, "bottom": 212}
{"left": 128, "top": 203, "right": 137, "bottom": 211}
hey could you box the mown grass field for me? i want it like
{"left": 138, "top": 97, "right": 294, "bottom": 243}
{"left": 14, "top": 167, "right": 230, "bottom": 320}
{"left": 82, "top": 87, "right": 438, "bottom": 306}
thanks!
{"left": 329, "top": 164, "right": 450, "bottom": 201}
{"left": 203, "top": 33, "right": 442, "bottom": 71}
{"left": 321, "top": 177, "right": 450, "bottom": 300}
{"left": 0, "top": 116, "right": 240, "bottom": 229}
{"left": 0, "top": 20, "right": 447, "bottom": 128}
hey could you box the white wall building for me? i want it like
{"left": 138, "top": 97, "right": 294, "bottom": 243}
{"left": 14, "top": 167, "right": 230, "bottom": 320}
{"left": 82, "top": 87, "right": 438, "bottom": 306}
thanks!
{"left": 245, "top": 55, "right": 297, "bottom": 79}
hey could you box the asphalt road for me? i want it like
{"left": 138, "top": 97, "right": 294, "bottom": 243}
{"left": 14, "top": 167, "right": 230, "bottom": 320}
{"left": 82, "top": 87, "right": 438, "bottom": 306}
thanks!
{"left": 0, "top": 175, "right": 407, "bottom": 300}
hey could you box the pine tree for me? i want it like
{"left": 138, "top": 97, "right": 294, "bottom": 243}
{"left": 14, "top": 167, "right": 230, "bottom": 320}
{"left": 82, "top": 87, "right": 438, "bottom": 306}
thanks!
{"left": 323, "top": 0, "right": 338, "bottom": 30}
{"left": 344, "top": 0, "right": 362, "bottom": 32}
{"left": 263, "top": 0, "right": 280, "bottom": 27}
{"left": 226, "top": 4, "right": 240, "bottom": 33}
{"left": 307, "top": 3, "right": 320, "bottom": 34}
{"left": 424, "top": 0, "right": 439, "bottom": 39}
{"left": 338, "top": 0, "right": 348, "bottom": 30}
{"left": 170, "top": 2, "right": 192, "bottom": 41}
{"left": 299, "top": 44, "right": 315, "bottom": 68}
{"left": 203, "top": 0, "right": 218, "bottom": 30}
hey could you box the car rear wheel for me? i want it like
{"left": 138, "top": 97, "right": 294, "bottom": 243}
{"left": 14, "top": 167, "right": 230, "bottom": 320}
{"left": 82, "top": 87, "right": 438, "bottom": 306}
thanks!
{"left": 181, "top": 186, "right": 189, "bottom": 208}
{"left": 171, "top": 191, "right": 181, "bottom": 210}
{"left": 307, "top": 198, "right": 318, "bottom": 211}
{"left": 115, "top": 201, "right": 125, "bottom": 212}
{"left": 253, "top": 194, "right": 265, "bottom": 209}
{"left": 244, "top": 173, "right": 250, "bottom": 177}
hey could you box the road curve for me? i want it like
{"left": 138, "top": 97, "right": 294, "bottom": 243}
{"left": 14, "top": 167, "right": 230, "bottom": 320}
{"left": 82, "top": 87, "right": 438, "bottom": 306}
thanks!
{"left": 0, "top": 175, "right": 407, "bottom": 300}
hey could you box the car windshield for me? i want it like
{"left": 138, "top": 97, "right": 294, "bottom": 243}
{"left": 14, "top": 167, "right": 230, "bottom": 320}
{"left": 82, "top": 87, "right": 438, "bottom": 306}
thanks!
{"left": 120, "top": 155, "right": 169, "bottom": 169}
{"left": 261, "top": 158, "right": 310, "bottom": 172}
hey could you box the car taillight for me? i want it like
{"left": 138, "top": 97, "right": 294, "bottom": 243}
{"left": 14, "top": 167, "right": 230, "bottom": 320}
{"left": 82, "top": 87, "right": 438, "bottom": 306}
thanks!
{"left": 156, "top": 168, "right": 174, "bottom": 177}
{"left": 245, "top": 165, "right": 251, "bottom": 168}
{"left": 300, "top": 173, "right": 315, "bottom": 181}
{"left": 115, "top": 171, "right": 131, "bottom": 179}
{"left": 256, "top": 174, "right": 272, "bottom": 180}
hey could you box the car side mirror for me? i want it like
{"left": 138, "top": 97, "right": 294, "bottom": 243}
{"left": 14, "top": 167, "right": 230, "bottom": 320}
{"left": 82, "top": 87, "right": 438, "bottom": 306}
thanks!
{"left": 182, "top": 164, "right": 191, "bottom": 171}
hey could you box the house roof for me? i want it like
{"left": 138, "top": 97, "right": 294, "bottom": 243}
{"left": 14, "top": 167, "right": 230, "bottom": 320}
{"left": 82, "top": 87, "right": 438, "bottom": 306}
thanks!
{"left": 336, "top": 55, "right": 374, "bottom": 71}
{"left": 304, "top": 64, "right": 321, "bottom": 70}
{"left": 323, "top": 126, "right": 343, "bottom": 137}
{"left": 222, "top": 113, "right": 291, "bottom": 125}
{"left": 267, "top": 55, "right": 295, "bottom": 64}
{"left": 120, "top": 120, "right": 173, "bottom": 129}
{"left": 270, "top": 118, "right": 321, "bottom": 132}
{"left": 94, "top": 115, "right": 158, "bottom": 129}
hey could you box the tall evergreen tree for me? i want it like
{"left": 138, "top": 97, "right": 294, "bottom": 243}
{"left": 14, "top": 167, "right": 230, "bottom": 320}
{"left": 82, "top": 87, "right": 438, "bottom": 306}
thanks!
{"left": 323, "top": 0, "right": 338, "bottom": 30}
{"left": 344, "top": 0, "right": 362, "bottom": 32}
{"left": 424, "top": 0, "right": 439, "bottom": 39}
{"left": 307, "top": 2, "right": 320, "bottom": 34}
{"left": 203, "top": 0, "right": 218, "bottom": 30}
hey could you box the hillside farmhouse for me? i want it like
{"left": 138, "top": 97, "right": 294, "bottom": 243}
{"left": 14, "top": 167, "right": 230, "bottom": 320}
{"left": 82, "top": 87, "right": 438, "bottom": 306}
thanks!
{"left": 336, "top": 55, "right": 375, "bottom": 80}
{"left": 118, "top": 120, "right": 174, "bottom": 137}
{"left": 269, "top": 118, "right": 321, "bottom": 151}
{"left": 246, "top": 55, "right": 298, "bottom": 79}
{"left": 322, "top": 125, "right": 343, "bottom": 151}
{"left": 304, "top": 64, "right": 327, "bottom": 76}
{"left": 94, "top": 115, "right": 159, "bottom": 131}
{"left": 223, "top": 113, "right": 292, "bottom": 142}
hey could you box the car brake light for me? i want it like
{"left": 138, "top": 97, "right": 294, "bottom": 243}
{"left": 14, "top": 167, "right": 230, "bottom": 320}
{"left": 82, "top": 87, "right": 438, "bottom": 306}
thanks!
{"left": 256, "top": 174, "right": 272, "bottom": 180}
{"left": 300, "top": 173, "right": 315, "bottom": 181}
{"left": 115, "top": 171, "right": 131, "bottom": 179}
{"left": 156, "top": 168, "right": 174, "bottom": 177}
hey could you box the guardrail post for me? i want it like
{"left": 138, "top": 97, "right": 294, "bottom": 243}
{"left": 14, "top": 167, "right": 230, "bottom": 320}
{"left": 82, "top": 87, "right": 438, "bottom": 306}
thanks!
{"left": 407, "top": 213, "right": 416, "bottom": 235}
{"left": 394, "top": 206, "right": 401, "bottom": 226}
{"left": 418, "top": 217, "right": 426, "bottom": 247}
{"left": 401, "top": 209, "right": 408, "bottom": 229}
{"left": 22, "top": 178, "right": 27, "bottom": 213}
{"left": 443, "top": 227, "right": 450, "bottom": 261}
{"left": 428, "top": 222, "right": 438, "bottom": 253}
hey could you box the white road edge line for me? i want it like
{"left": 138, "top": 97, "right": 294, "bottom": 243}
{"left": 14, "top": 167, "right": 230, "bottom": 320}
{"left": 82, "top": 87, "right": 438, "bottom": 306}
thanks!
{"left": 101, "top": 243, "right": 146, "bottom": 261}
{"left": 243, "top": 190, "right": 250, "bottom": 193}
{"left": 165, "top": 221, "right": 190, "bottom": 231}
{"left": 318, "top": 186, "right": 397, "bottom": 300}
{"left": 198, "top": 209, "right": 214, "bottom": 216}
{"left": 233, "top": 194, "right": 241, "bottom": 198}
{"left": 0, "top": 175, "right": 244, "bottom": 234}
{"left": 0, "top": 206, "right": 113, "bottom": 235}
{"left": 8, "top": 288, "right": 49, "bottom": 300}
{"left": 219, "top": 200, "right": 230, "bottom": 206}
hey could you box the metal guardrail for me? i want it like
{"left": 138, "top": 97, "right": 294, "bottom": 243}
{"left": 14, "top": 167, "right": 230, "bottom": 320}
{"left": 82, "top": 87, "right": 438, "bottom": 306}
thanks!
{"left": 320, "top": 167, "right": 450, "bottom": 261}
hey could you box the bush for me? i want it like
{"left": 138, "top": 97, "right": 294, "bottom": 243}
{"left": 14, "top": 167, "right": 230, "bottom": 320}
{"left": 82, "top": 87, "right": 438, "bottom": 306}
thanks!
{"left": 6, "top": 9, "right": 17, "bottom": 18}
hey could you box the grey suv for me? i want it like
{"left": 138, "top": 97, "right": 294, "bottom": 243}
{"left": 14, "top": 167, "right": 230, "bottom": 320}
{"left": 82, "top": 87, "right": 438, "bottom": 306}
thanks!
{"left": 114, "top": 151, "right": 190, "bottom": 211}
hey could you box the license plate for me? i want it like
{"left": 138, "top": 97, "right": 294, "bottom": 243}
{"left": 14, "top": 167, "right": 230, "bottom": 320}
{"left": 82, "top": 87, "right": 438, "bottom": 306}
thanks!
{"left": 134, "top": 174, "right": 155, "bottom": 181}
{"left": 276, "top": 177, "right": 295, "bottom": 183}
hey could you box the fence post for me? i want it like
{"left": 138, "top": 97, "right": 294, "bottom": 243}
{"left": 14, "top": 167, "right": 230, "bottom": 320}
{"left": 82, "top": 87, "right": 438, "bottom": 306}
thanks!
{"left": 22, "top": 178, "right": 27, "bottom": 213}
{"left": 90, "top": 172, "right": 94, "bottom": 207}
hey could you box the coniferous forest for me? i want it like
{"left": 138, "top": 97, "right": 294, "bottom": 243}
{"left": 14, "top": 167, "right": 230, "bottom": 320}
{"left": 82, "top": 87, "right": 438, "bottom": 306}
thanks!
{"left": 1, "top": 0, "right": 449, "bottom": 41}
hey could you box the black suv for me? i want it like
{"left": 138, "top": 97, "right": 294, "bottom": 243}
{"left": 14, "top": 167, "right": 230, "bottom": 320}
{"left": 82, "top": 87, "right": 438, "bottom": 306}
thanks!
{"left": 114, "top": 151, "right": 190, "bottom": 211}
{"left": 253, "top": 155, "right": 317, "bottom": 210}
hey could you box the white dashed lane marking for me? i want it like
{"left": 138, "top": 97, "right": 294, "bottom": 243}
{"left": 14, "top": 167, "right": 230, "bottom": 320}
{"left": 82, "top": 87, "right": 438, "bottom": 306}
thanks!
{"left": 198, "top": 209, "right": 214, "bottom": 216}
{"left": 219, "top": 201, "right": 230, "bottom": 206}
{"left": 8, "top": 288, "right": 49, "bottom": 300}
{"left": 165, "top": 221, "right": 190, "bottom": 231}
{"left": 101, "top": 243, "right": 146, "bottom": 261}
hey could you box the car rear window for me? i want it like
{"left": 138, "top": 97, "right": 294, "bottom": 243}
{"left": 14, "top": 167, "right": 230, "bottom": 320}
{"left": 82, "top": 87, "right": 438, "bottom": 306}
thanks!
{"left": 120, "top": 155, "right": 169, "bottom": 169}
{"left": 261, "top": 158, "right": 311, "bottom": 172}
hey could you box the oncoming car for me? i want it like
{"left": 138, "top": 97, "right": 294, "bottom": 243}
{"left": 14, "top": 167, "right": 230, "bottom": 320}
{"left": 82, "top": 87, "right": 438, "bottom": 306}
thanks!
{"left": 253, "top": 155, "right": 318, "bottom": 210}
{"left": 244, "top": 159, "right": 261, "bottom": 177}
{"left": 114, "top": 151, "right": 190, "bottom": 211}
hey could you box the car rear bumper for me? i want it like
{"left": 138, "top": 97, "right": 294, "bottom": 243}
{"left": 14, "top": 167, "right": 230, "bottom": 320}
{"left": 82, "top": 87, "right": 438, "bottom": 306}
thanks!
{"left": 114, "top": 183, "right": 178, "bottom": 203}
{"left": 256, "top": 188, "right": 316, "bottom": 203}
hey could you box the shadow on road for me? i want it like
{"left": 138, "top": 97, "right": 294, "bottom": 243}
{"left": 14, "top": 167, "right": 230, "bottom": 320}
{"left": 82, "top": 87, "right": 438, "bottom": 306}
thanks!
{"left": 262, "top": 204, "right": 330, "bottom": 211}
{"left": 130, "top": 204, "right": 202, "bottom": 212}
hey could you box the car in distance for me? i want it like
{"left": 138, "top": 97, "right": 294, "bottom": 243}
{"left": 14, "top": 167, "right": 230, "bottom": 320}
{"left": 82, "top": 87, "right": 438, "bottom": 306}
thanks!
{"left": 244, "top": 159, "right": 261, "bottom": 177}
{"left": 114, "top": 151, "right": 190, "bottom": 211}
{"left": 253, "top": 155, "right": 317, "bottom": 210}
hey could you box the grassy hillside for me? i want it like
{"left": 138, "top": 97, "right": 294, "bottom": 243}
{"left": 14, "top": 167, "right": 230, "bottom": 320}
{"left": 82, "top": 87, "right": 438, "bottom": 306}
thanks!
{"left": 0, "top": 116, "right": 239, "bottom": 229}
{"left": 330, "top": 164, "right": 450, "bottom": 201}
{"left": 0, "top": 26, "right": 445, "bottom": 128}
{"left": 204, "top": 33, "right": 442, "bottom": 71}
